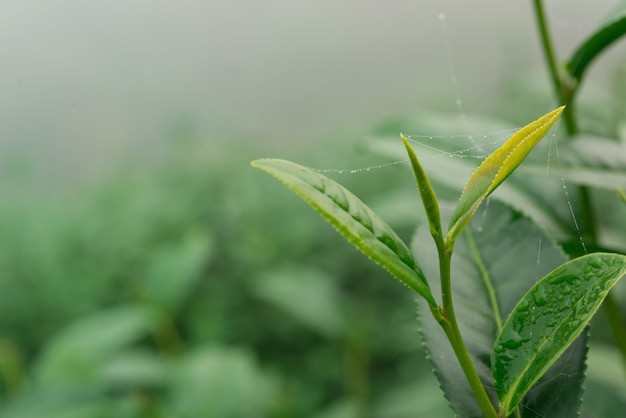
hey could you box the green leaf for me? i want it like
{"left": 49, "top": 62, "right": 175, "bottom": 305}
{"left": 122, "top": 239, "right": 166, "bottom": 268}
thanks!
{"left": 567, "top": 1, "right": 626, "bottom": 83}
{"left": 139, "top": 232, "right": 212, "bottom": 313}
{"left": 169, "top": 347, "right": 276, "bottom": 417}
{"left": 34, "top": 305, "right": 158, "bottom": 386}
{"left": 493, "top": 252, "right": 626, "bottom": 416}
{"left": 252, "top": 266, "right": 348, "bottom": 338}
{"left": 251, "top": 158, "right": 436, "bottom": 307}
{"left": 366, "top": 116, "right": 572, "bottom": 237}
{"left": 447, "top": 106, "right": 564, "bottom": 241}
{"left": 417, "top": 200, "right": 586, "bottom": 418}
{"left": 402, "top": 134, "right": 443, "bottom": 248}
{"left": 583, "top": 344, "right": 626, "bottom": 417}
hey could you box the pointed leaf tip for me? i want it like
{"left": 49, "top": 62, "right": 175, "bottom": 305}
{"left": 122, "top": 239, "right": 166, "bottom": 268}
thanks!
{"left": 447, "top": 106, "right": 564, "bottom": 241}
{"left": 401, "top": 135, "right": 443, "bottom": 244}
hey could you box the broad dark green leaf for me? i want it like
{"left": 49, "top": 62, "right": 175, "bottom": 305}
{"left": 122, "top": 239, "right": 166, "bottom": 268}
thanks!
{"left": 493, "top": 253, "right": 626, "bottom": 416}
{"left": 567, "top": 1, "right": 626, "bottom": 82}
{"left": 417, "top": 200, "right": 586, "bottom": 418}
{"left": 251, "top": 158, "right": 436, "bottom": 307}
{"left": 447, "top": 107, "right": 564, "bottom": 241}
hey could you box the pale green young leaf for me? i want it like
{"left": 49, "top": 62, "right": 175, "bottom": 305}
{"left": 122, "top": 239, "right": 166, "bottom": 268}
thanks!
{"left": 493, "top": 252, "right": 626, "bottom": 416}
{"left": 447, "top": 106, "right": 564, "bottom": 241}
{"left": 251, "top": 158, "right": 437, "bottom": 307}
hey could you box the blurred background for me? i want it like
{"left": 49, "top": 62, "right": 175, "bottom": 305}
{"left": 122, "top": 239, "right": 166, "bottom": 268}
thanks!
{"left": 0, "top": 1, "right": 623, "bottom": 417}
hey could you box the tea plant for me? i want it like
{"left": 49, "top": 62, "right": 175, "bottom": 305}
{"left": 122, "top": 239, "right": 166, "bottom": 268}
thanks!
{"left": 252, "top": 107, "right": 626, "bottom": 417}
{"left": 252, "top": 1, "right": 626, "bottom": 416}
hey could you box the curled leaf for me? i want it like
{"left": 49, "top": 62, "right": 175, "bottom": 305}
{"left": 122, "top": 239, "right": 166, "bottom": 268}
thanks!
{"left": 447, "top": 106, "right": 564, "bottom": 241}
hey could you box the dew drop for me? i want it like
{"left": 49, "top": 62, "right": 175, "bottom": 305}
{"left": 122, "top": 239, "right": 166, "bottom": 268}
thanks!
{"left": 590, "top": 260, "right": 602, "bottom": 268}
{"left": 502, "top": 337, "right": 524, "bottom": 350}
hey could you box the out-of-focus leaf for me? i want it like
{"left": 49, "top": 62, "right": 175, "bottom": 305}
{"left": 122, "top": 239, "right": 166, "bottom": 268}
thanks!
{"left": 374, "top": 379, "right": 450, "bottom": 418}
{"left": 312, "top": 399, "right": 363, "bottom": 418}
{"left": 251, "top": 158, "right": 436, "bottom": 307}
{"left": 447, "top": 107, "right": 564, "bottom": 241}
{"left": 100, "top": 349, "right": 167, "bottom": 389}
{"left": 582, "top": 344, "right": 626, "bottom": 417}
{"left": 0, "top": 387, "right": 140, "bottom": 418}
{"left": 252, "top": 267, "right": 347, "bottom": 338}
{"left": 168, "top": 346, "right": 276, "bottom": 417}
{"left": 33, "top": 305, "right": 158, "bottom": 386}
{"left": 139, "top": 231, "right": 211, "bottom": 313}
{"left": 493, "top": 253, "right": 626, "bottom": 416}
{"left": 567, "top": 1, "right": 626, "bottom": 83}
{"left": 518, "top": 135, "right": 626, "bottom": 189}
{"left": 417, "top": 200, "right": 586, "bottom": 417}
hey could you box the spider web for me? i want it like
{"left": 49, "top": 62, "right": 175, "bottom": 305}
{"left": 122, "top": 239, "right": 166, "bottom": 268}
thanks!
{"left": 308, "top": 8, "right": 590, "bottom": 418}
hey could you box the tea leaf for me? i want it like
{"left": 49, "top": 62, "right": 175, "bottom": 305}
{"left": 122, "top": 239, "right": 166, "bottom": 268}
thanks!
{"left": 493, "top": 253, "right": 626, "bottom": 416}
{"left": 402, "top": 135, "right": 443, "bottom": 248}
{"left": 251, "top": 158, "right": 436, "bottom": 307}
{"left": 447, "top": 107, "right": 564, "bottom": 241}
{"left": 567, "top": 2, "right": 626, "bottom": 83}
{"left": 418, "top": 201, "right": 584, "bottom": 417}
{"left": 366, "top": 121, "right": 571, "bottom": 237}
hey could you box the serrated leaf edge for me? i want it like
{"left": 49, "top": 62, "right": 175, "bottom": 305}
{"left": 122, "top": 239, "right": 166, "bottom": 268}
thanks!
{"left": 251, "top": 158, "right": 438, "bottom": 307}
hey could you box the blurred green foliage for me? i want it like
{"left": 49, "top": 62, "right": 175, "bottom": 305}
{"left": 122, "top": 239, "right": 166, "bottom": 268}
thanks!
{"left": 1, "top": 5, "right": 626, "bottom": 415}
{"left": 0, "top": 134, "right": 450, "bottom": 417}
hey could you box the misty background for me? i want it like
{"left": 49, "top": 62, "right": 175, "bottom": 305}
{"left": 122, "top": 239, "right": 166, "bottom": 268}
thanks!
{"left": 0, "top": 0, "right": 619, "bottom": 187}
{"left": 0, "top": 2, "right": 625, "bottom": 417}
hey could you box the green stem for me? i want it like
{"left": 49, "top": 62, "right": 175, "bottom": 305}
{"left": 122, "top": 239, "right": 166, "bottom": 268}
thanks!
{"left": 533, "top": 0, "right": 626, "bottom": 379}
{"left": 532, "top": 0, "right": 577, "bottom": 134}
{"left": 436, "top": 240, "right": 499, "bottom": 418}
